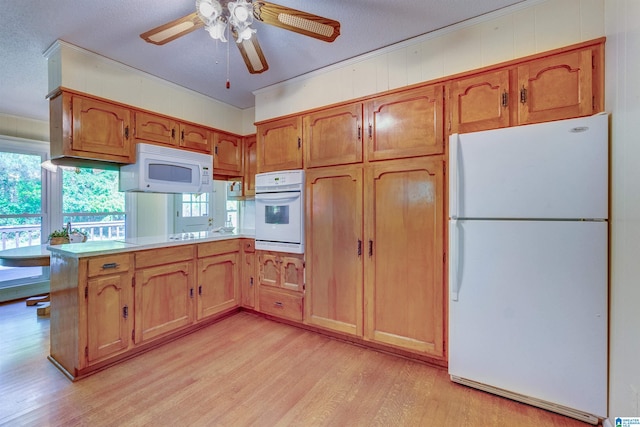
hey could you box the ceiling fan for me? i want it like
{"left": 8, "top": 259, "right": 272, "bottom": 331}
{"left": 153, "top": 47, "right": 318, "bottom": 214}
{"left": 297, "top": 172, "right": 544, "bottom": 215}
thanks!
{"left": 140, "top": 0, "right": 341, "bottom": 77}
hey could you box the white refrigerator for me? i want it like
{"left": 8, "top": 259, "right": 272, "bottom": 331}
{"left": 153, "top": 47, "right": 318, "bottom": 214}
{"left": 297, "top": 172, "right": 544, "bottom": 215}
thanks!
{"left": 448, "top": 114, "right": 608, "bottom": 424}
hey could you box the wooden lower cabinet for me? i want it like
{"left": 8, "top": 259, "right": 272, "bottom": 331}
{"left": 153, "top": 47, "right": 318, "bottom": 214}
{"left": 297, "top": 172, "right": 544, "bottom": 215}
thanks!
{"left": 305, "top": 165, "right": 363, "bottom": 336}
{"left": 364, "top": 158, "right": 445, "bottom": 358}
{"left": 196, "top": 240, "right": 241, "bottom": 319}
{"left": 85, "top": 253, "right": 134, "bottom": 365}
{"left": 256, "top": 250, "right": 304, "bottom": 321}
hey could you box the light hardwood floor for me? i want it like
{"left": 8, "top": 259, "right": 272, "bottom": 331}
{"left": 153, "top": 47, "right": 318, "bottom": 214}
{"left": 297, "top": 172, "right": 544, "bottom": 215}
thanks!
{"left": 0, "top": 300, "right": 597, "bottom": 427}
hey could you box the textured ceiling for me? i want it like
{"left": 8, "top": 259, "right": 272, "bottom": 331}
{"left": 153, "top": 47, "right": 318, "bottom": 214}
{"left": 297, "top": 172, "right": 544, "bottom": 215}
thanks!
{"left": 0, "top": 0, "right": 524, "bottom": 122}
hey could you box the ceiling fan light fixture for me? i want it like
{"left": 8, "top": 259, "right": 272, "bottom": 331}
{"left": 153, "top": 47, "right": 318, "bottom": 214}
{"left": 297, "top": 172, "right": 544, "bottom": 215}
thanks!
{"left": 228, "top": 0, "right": 254, "bottom": 26}
{"left": 206, "top": 18, "right": 228, "bottom": 42}
{"left": 196, "top": 0, "right": 222, "bottom": 22}
{"left": 235, "top": 25, "right": 256, "bottom": 42}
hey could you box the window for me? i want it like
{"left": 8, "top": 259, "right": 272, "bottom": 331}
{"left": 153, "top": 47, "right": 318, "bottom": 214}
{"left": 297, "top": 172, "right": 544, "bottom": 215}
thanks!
{"left": 60, "top": 167, "right": 126, "bottom": 241}
{"left": 0, "top": 137, "right": 50, "bottom": 297}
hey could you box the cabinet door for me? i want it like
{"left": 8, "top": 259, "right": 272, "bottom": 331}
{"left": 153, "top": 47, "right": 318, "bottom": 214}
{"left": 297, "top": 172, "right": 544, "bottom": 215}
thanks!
{"left": 256, "top": 116, "right": 302, "bottom": 172}
{"left": 134, "top": 111, "right": 177, "bottom": 146}
{"left": 364, "top": 158, "right": 445, "bottom": 358}
{"left": 71, "top": 95, "right": 133, "bottom": 162}
{"left": 86, "top": 273, "right": 132, "bottom": 364}
{"left": 449, "top": 69, "right": 511, "bottom": 134}
{"left": 179, "top": 123, "right": 211, "bottom": 153}
{"left": 213, "top": 132, "right": 243, "bottom": 176}
{"left": 366, "top": 85, "right": 444, "bottom": 162}
{"left": 134, "top": 261, "right": 194, "bottom": 343}
{"left": 280, "top": 255, "right": 304, "bottom": 292}
{"left": 517, "top": 48, "right": 593, "bottom": 125}
{"left": 241, "top": 240, "right": 256, "bottom": 309}
{"left": 303, "top": 103, "right": 363, "bottom": 167}
{"left": 305, "top": 166, "right": 363, "bottom": 336}
{"left": 257, "top": 252, "right": 280, "bottom": 288}
{"left": 197, "top": 252, "right": 239, "bottom": 320}
{"left": 243, "top": 135, "right": 257, "bottom": 196}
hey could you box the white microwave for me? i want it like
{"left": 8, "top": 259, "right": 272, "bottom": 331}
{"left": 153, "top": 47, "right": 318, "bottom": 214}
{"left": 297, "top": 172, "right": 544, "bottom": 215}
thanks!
{"left": 119, "top": 143, "right": 213, "bottom": 194}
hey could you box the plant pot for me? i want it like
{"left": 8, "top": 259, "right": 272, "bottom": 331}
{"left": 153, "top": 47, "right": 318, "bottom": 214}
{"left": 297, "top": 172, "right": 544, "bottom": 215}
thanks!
{"left": 49, "top": 237, "right": 70, "bottom": 245}
{"left": 69, "top": 233, "right": 87, "bottom": 243}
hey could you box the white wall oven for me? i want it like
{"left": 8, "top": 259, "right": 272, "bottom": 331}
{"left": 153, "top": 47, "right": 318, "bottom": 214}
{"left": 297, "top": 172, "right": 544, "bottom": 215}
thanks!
{"left": 255, "top": 170, "right": 304, "bottom": 254}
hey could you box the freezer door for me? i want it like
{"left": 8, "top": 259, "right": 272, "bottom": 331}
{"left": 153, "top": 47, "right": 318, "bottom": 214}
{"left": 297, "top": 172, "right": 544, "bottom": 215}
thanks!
{"left": 448, "top": 219, "right": 607, "bottom": 417}
{"left": 449, "top": 114, "right": 608, "bottom": 220}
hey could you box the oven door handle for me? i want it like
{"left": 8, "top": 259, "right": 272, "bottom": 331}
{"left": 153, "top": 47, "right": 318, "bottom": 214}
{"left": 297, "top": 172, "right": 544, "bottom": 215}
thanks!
{"left": 255, "top": 193, "right": 301, "bottom": 203}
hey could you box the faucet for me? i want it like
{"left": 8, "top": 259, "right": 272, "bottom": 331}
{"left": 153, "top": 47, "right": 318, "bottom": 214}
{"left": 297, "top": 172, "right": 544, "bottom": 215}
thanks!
{"left": 66, "top": 222, "right": 72, "bottom": 235}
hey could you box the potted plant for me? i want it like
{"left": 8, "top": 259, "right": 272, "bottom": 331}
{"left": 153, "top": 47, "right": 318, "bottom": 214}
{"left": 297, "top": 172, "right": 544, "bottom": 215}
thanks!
{"left": 48, "top": 229, "right": 69, "bottom": 245}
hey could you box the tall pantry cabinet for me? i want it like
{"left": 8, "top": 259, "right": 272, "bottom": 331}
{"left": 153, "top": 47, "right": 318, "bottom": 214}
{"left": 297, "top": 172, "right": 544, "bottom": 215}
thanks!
{"left": 304, "top": 83, "right": 446, "bottom": 360}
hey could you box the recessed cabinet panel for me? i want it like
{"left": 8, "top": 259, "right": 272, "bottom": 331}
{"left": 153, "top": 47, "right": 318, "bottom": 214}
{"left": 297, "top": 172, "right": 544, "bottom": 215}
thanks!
{"left": 364, "top": 158, "right": 445, "bottom": 358}
{"left": 197, "top": 252, "right": 239, "bottom": 320}
{"left": 256, "top": 116, "right": 302, "bottom": 172}
{"left": 517, "top": 49, "right": 593, "bottom": 125}
{"left": 179, "top": 123, "right": 211, "bottom": 153}
{"left": 305, "top": 166, "right": 363, "bottom": 336}
{"left": 243, "top": 135, "right": 257, "bottom": 196}
{"left": 366, "top": 85, "right": 444, "bottom": 161}
{"left": 213, "top": 132, "right": 243, "bottom": 176}
{"left": 304, "top": 103, "right": 363, "bottom": 167}
{"left": 134, "top": 111, "right": 176, "bottom": 146}
{"left": 450, "top": 70, "right": 511, "bottom": 134}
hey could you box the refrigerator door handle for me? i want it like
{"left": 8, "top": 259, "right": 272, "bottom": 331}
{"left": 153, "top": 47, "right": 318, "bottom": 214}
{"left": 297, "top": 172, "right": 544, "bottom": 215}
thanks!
{"left": 449, "top": 134, "right": 460, "bottom": 218}
{"left": 449, "top": 218, "right": 461, "bottom": 301}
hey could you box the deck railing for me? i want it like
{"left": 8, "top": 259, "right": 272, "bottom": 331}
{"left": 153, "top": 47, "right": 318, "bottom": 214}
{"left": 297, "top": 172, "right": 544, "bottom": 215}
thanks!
{"left": 0, "top": 221, "right": 125, "bottom": 251}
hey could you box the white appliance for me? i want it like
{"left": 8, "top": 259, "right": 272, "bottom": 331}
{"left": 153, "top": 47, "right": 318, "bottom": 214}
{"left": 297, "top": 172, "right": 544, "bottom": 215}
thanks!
{"left": 255, "top": 170, "right": 304, "bottom": 254}
{"left": 448, "top": 114, "right": 608, "bottom": 425}
{"left": 119, "top": 143, "right": 213, "bottom": 194}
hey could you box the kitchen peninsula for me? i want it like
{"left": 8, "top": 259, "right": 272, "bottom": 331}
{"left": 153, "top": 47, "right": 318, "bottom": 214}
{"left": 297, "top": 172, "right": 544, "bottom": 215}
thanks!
{"left": 47, "top": 230, "right": 255, "bottom": 380}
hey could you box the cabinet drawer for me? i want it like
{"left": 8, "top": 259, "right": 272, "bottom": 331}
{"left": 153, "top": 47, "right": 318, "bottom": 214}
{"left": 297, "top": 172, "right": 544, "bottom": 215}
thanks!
{"left": 197, "top": 239, "right": 240, "bottom": 258}
{"left": 259, "top": 288, "right": 303, "bottom": 322}
{"left": 87, "top": 254, "right": 131, "bottom": 277}
{"left": 135, "top": 245, "right": 195, "bottom": 268}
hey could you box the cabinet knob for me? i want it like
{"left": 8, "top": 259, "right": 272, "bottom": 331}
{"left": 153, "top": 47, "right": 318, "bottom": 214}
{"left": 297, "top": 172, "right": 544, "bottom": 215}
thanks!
{"left": 274, "top": 301, "right": 284, "bottom": 308}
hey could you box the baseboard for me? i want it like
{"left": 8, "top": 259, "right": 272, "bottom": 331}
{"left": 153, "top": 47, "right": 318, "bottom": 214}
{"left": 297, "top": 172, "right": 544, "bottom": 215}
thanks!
{"left": 0, "top": 281, "right": 49, "bottom": 303}
{"left": 451, "top": 375, "right": 602, "bottom": 425}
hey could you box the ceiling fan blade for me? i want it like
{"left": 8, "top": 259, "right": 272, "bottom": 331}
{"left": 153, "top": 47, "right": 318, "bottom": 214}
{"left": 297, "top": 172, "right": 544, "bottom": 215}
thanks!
{"left": 235, "top": 34, "right": 269, "bottom": 74}
{"left": 140, "top": 12, "right": 204, "bottom": 45}
{"left": 253, "top": 2, "right": 340, "bottom": 43}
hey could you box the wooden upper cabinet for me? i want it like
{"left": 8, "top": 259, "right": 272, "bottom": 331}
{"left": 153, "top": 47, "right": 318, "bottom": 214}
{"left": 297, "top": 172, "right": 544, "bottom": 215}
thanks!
{"left": 213, "top": 131, "right": 243, "bottom": 176}
{"left": 449, "top": 69, "right": 511, "bottom": 134}
{"left": 243, "top": 134, "right": 257, "bottom": 196}
{"left": 256, "top": 116, "right": 303, "bottom": 173}
{"left": 134, "top": 111, "right": 177, "bottom": 146}
{"left": 365, "top": 85, "right": 444, "bottom": 162}
{"left": 517, "top": 48, "right": 595, "bottom": 125}
{"left": 303, "top": 103, "right": 363, "bottom": 168}
{"left": 49, "top": 91, "right": 134, "bottom": 164}
{"left": 179, "top": 123, "right": 211, "bottom": 153}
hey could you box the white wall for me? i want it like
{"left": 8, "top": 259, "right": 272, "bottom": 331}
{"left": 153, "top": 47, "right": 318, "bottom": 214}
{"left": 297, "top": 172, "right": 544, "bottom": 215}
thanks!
{"left": 605, "top": 0, "right": 640, "bottom": 419}
{"left": 45, "top": 41, "right": 249, "bottom": 136}
{"left": 254, "top": 0, "right": 604, "bottom": 122}
{"left": 0, "top": 113, "right": 49, "bottom": 142}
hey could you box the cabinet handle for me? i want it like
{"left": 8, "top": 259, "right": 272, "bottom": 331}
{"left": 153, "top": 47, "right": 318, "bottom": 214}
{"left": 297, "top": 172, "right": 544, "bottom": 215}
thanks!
{"left": 171, "top": 128, "right": 175, "bottom": 139}
{"left": 357, "top": 239, "right": 362, "bottom": 257}
{"left": 368, "top": 240, "right": 373, "bottom": 257}
{"left": 198, "top": 285, "right": 202, "bottom": 296}
{"left": 368, "top": 123, "right": 372, "bottom": 139}
{"left": 250, "top": 277, "right": 254, "bottom": 286}
{"left": 214, "top": 146, "right": 218, "bottom": 155}
{"left": 520, "top": 86, "right": 527, "bottom": 104}
{"left": 501, "top": 90, "right": 508, "bottom": 108}
{"left": 190, "top": 288, "right": 194, "bottom": 298}
{"left": 357, "top": 125, "right": 361, "bottom": 140}
{"left": 181, "top": 130, "right": 185, "bottom": 141}
{"left": 297, "top": 137, "right": 301, "bottom": 149}
{"left": 124, "top": 126, "right": 129, "bottom": 139}
{"left": 122, "top": 305, "right": 128, "bottom": 319}
{"left": 274, "top": 301, "right": 284, "bottom": 308}
{"left": 102, "top": 262, "right": 119, "bottom": 270}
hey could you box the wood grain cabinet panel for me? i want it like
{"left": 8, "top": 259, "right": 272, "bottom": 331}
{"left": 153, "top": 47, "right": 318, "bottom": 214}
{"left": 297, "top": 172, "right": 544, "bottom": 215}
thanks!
{"left": 179, "top": 123, "right": 211, "bottom": 153}
{"left": 364, "top": 158, "right": 445, "bottom": 358}
{"left": 256, "top": 116, "right": 303, "bottom": 172}
{"left": 243, "top": 135, "right": 257, "bottom": 196}
{"left": 241, "top": 239, "right": 256, "bottom": 309}
{"left": 213, "top": 131, "right": 243, "bottom": 176}
{"left": 365, "top": 85, "right": 444, "bottom": 162}
{"left": 257, "top": 250, "right": 304, "bottom": 321}
{"left": 303, "top": 103, "right": 363, "bottom": 168}
{"left": 449, "top": 69, "right": 511, "bottom": 134}
{"left": 517, "top": 49, "right": 594, "bottom": 125}
{"left": 197, "top": 252, "right": 239, "bottom": 320}
{"left": 305, "top": 166, "right": 364, "bottom": 336}
{"left": 134, "top": 111, "right": 177, "bottom": 146}
{"left": 134, "top": 261, "right": 195, "bottom": 343}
